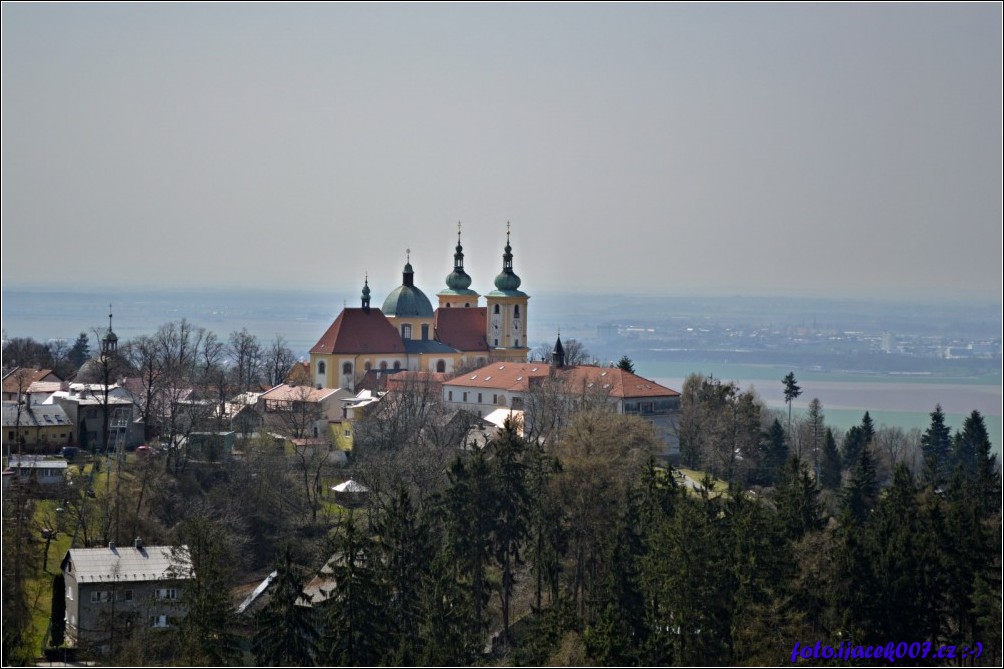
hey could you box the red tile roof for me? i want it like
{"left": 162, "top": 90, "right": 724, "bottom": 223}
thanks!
{"left": 444, "top": 363, "right": 679, "bottom": 399}
{"left": 434, "top": 307, "right": 488, "bottom": 352}
{"left": 310, "top": 308, "right": 406, "bottom": 355}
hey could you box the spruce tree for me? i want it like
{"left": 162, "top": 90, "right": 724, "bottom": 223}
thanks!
{"left": 318, "top": 513, "right": 386, "bottom": 666}
{"left": 920, "top": 404, "right": 953, "bottom": 486}
{"left": 842, "top": 445, "right": 877, "bottom": 523}
{"left": 617, "top": 355, "right": 636, "bottom": 374}
{"left": 820, "top": 427, "right": 842, "bottom": 490}
{"left": 252, "top": 546, "right": 319, "bottom": 667}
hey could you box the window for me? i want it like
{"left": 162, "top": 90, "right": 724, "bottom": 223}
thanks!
{"left": 446, "top": 302, "right": 451, "bottom": 308}
{"left": 494, "top": 339, "right": 499, "bottom": 346}
{"left": 124, "top": 590, "right": 133, "bottom": 602}
{"left": 515, "top": 338, "right": 519, "bottom": 347}
{"left": 364, "top": 361, "right": 372, "bottom": 372}
{"left": 401, "top": 324, "right": 412, "bottom": 339}
{"left": 342, "top": 362, "right": 352, "bottom": 375}
{"left": 421, "top": 324, "right": 429, "bottom": 340}
{"left": 66, "top": 585, "right": 73, "bottom": 601}
{"left": 344, "top": 429, "right": 351, "bottom": 437}
{"left": 156, "top": 588, "right": 178, "bottom": 600}
{"left": 494, "top": 304, "right": 500, "bottom": 314}
{"left": 513, "top": 304, "right": 520, "bottom": 318}
{"left": 393, "top": 361, "right": 401, "bottom": 371}
{"left": 318, "top": 361, "right": 326, "bottom": 375}
{"left": 150, "top": 615, "right": 169, "bottom": 628}
{"left": 462, "top": 392, "right": 468, "bottom": 402}
{"left": 477, "top": 393, "right": 482, "bottom": 403}
{"left": 493, "top": 394, "right": 498, "bottom": 404}
{"left": 448, "top": 391, "right": 453, "bottom": 401}
{"left": 380, "top": 361, "right": 388, "bottom": 370}
{"left": 91, "top": 591, "right": 101, "bottom": 603}
{"left": 436, "top": 360, "right": 446, "bottom": 373}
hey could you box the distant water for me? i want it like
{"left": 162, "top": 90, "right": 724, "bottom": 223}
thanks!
{"left": 1, "top": 285, "right": 344, "bottom": 358}
{"left": 4, "top": 284, "right": 1001, "bottom": 450}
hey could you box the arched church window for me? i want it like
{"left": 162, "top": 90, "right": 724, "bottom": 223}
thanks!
{"left": 342, "top": 362, "right": 352, "bottom": 375}
{"left": 318, "top": 361, "right": 326, "bottom": 375}
{"left": 436, "top": 360, "right": 446, "bottom": 373}
{"left": 380, "top": 361, "right": 388, "bottom": 370}
{"left": 513, "top": 305, "right": 520, "bottom": 318}
{"left": 393, "top": 361, "right": 401, "bottom": 371}
{"left": 494, "top": 304, "right": 500, "bottom": 314}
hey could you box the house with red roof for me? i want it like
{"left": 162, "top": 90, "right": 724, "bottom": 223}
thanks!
{"left": 441, "top": 337, "right": 682, "bottom": 454}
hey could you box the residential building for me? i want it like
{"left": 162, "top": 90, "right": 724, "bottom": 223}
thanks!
{"left": 2, "top": 367, "right": 62, "bottom": 402}
{"left": 2, "top": 401, "right": 74, "bottom": 452}
{"left": 61, "top": 540, "right": 192, "bottom": 650}
{"left": 257, "top": 383, "right": 354, "bottom": 441}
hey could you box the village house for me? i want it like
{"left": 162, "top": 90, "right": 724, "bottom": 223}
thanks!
{"left": 61, "top": 540, "right": 192, "bottom": 651}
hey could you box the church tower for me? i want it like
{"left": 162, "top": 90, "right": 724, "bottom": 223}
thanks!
{"left": 485, "top": 224, "right": 529, "bottom": 362}
{"left": 437, "top": 222, "right": 480, "bottom": 309}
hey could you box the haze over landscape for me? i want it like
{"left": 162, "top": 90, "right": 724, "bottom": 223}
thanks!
{"left": 2, "top": 4, "right": 1001, "bottom": 300}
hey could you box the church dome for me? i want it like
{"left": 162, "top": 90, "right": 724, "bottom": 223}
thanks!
{"left": 382, "top": 257, "right": 434, "bottom": 317}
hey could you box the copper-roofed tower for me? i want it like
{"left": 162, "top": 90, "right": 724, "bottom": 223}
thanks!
{"left": 485, "top": 223, "right": 529, "bottom": 362}
{"left": 437, "top": 222, "right": 480, "bottom": 309}
{"left": 361, "top": 274, "right": 371, "bottom": 313}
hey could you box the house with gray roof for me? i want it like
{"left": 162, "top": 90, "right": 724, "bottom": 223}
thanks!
{"left": 60, "top": 540, "right": 191, "bottom": 651}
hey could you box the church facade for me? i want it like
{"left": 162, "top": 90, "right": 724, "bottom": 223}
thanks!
{"left": 309, "top": 228, "right": 530, "bottom": 391}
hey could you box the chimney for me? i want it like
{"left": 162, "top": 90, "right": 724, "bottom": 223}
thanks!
{"left": 108, "top": 541, "right": 116, "bottom": 550}
{"left": 134, "top": 537, "right": 143, "bottom": 549}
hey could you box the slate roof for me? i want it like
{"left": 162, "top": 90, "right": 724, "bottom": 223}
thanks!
{"left": 61, "top": 545, "right": 191, "bottom": 584}
{"left": 310, "top": 308, "right": 406, "bottom": 355}
{"left": 434, "top": 307, "right": 489, "bottom": 352}
{"left": 1, "top": 402, "right": 72, "bottom": 428}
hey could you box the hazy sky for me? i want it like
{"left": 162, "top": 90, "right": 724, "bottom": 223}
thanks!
{"left": 2, "top": 4, "right": 1001, "bottom": 301}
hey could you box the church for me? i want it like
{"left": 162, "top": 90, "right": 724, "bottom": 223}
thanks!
{"left": 309, "top": 227, "right": 530, "bottom": 391}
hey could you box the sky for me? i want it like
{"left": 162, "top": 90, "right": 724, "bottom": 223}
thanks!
{"left": 2, "top": 3, "right": 1001, "bottom": 301}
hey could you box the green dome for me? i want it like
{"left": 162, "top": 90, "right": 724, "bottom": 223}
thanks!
{"left": 493, "top": 236, "right": 522, "bottom": 292}
{"left": 383, "top": 259, "right": 434, "bottom": 317}
{"left": 382, "top": 285, "right": 434, "bottom": 317}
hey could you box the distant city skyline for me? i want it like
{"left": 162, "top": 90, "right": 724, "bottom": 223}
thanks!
{"left": 2, "top": 4, "right": 1001, "bottom": 301}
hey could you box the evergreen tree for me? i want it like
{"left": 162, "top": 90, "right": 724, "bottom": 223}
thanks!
{"left": 443, "top": 449, "right": 495, "bottom": 634}
{"left": 68, "top": 332, "right": 91, "bottom": 369}
{"left": 489, "top": 418, "right": 530, "bottom": 647}
{"left": 372, "top": 488, "right": 433, "bottom": 665}
{"left": 757, "top": 419, "right": 788, "bottom": 486}
{"left": 953, "top": 410, "right": 1000, "bottom": 518}
{"left": 252, "top": 546, "right": 319, "bottom": 667}
{"left": 616, "top": 355, "right": 636, "bottom": 374}
{"left": 319, "top": 513, "right": 386, "bottom": 666}
{"left": 782, "top": 371, "right": 802, "bottom": 437}
{"left": 50, "top": 574, "right": 66, "bottom": 648}
{"left": 806, "top": 398, "right": 825, "bottom": 478}
{"left": 921, "top": 404, "right": 953, "bottom": 486}
{"left": 172, "top": 515, "right": 242, "bottom": 665}
{"left": 842, "top": 444, "right": 877, "bottom": 523}
{"left": 416, "top": 540, "right": 480, "bottom": 666}
{"left": 820, "top": 427, "right": 842, "bottom": 490}
{"left": 774, "top": 456, "right": 824, "bottom": 541}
